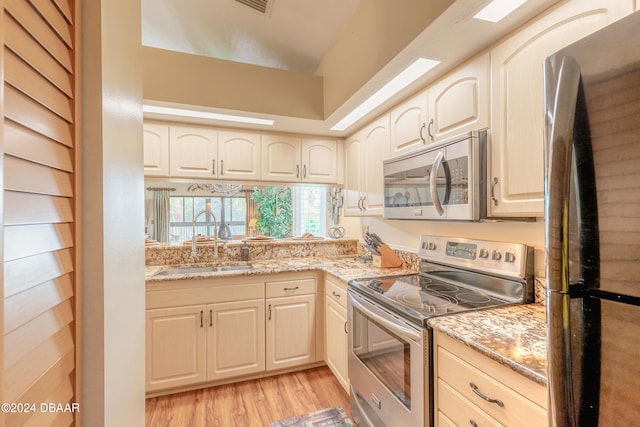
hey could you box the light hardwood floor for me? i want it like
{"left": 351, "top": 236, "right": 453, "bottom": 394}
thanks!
{"left": 145, "top": 367, "right": 351, "bottom": 426}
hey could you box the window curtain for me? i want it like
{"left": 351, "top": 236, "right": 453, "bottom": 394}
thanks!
{"left": 152, "top": 189, "right": 171, "bottom": 242}
{"left": 244, "top": 189, "right": 257, "bottom": 236}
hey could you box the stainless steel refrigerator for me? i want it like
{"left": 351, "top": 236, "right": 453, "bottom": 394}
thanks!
{"left": 544, "top": 10, "right": 640, "bottom": 427}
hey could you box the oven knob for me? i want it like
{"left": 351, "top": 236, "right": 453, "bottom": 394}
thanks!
{"left": 479, "top": 248, "right": 489, "bottom": 258}
{"left": 428, "top": 242, "right": 437, "bottom": 250}
{"left": 491, "top": 250, "right": 502, "bottom": 261}
{"left": 504, "top": 252, "right": 516, "bottom": 263}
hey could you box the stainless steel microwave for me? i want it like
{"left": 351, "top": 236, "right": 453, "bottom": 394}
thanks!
{"left": 383, "top": 130, "right": 487, "bottom": 221}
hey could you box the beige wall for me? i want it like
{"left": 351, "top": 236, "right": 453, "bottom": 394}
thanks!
{"left": 318, "top": 0, "right": 454, "bottom": 116}
{"left": 142, "top": 47, "right": 324, "bottom": 120}
{"left": 82, "top": 0, "right": 146, "bottom": 425}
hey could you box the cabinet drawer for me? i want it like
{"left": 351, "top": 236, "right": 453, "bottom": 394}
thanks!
{"left": 438, "top": 379, "right": 501, "bottom": 427}
{"left": 266, "top": 278, "right": 316, "bottom": 298}
{"left": 325, "top": 277, "right": 347, "bottom": 309}
{"left": 438, "top": 346, "right": 546, "bottom": 426}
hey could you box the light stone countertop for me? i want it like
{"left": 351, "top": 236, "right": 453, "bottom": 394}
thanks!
{"left": 145, "top": 255, "right": 548, "bottom": 386}
{"left": 145, "top": 256, "right": 417, "bottom": 283}
{"left": 428, "top": 304, "right": 548, "bottom": 386}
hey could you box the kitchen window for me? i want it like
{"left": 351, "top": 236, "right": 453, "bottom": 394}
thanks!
{"left": 161, "top": 184, "right": 327, "bottom": 242}
{"left": 169, "top": 195, "right": 246, "bottom": 242}
{"left": 294, "top": 185, "right": 327, "bottom": 237}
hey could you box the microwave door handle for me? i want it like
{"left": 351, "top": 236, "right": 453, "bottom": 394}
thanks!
{"left": 430, "top": 151, "right": 445, "bottom": 216}
{"left": 544, "top": 55, "right": 582, "bottom": 427}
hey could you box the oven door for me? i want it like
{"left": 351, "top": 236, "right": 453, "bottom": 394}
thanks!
{"left": 348, "top": 289, "right": 426, "bottom": 427}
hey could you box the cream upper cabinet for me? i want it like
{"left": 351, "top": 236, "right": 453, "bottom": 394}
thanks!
{"left": 265, "top": 278, "right": 317, "bottom": 371}
{"left": 261, "top": 134, "right": 301, "bottom": 182}
{"left": 324, "top": 276, "right": 348, "bottom": 393}
{"left": 344, "top": 115, "right": 390, "bottom": 216}
{"left": 489, "top": 0, "right": 634, "bottom": 216}
{"left": 146, "top": 305, "right": 207, "bottom": 392}
{"left": 427, "top": 52, "right": 490, "bottom": 143}
{"left": 389, "top": 89, "right": 429, "bottom": 157}
{"left": 343, "top": 134, "right": 364, "bottom": 216}
{"left": 434, "top": 330, "right": 547, "bottom": 427}
{"left": 169, "top": 126, "right": 219, "bottom": 178}
{"left": 262, "top": 135, "right": 340, "bottom": 184}
{"left": 207, "top": 299, "right": 265, "bottom": 381}
{"left": 217, "top": 130, "right": 262, "bottom": 181}
{"left": 301, "top": 138, "right": 339, "bottom": 183}
{"left": 143, "top": 123, "right": 170, "bottom": 176}
{"left": 362, "top": 115, "right": 390, "bottom": 215}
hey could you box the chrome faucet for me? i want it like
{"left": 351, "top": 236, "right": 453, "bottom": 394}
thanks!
{"left": 191, "top": 209, "right": 218, "bottom": 262}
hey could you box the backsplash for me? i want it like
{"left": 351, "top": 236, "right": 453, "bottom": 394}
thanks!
{"left": 145, "top": 238, "right": 360, "bottom": 266}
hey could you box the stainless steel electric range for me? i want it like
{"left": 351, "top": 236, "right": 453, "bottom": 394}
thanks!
{"left": 347, "top": 235, "right": 534, "bottom": 427}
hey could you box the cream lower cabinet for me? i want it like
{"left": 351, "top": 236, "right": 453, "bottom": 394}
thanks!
{"left": 489, "top": 0, "right": 633, "bottom": 217}
{"left": 434, "top": 330, "right": 547, "bottom": 427}
{"left": 206, "top": 299, "right": 265, "bottom": 381}
{"left": 265, "top": 277, "right": 318, "bottom": 371}
{"left": 146, "top": 305, "right": 207, "bottom": 392}
{"left": 324, "top": 275, "right": 348, "bottom": 392}
{"left": 146, "top": 278, "right": 265, "bottom": 393}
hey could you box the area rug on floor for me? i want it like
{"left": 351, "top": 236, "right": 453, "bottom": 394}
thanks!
{"left": 268, "top": 406, "right": 355, "bottom": 427}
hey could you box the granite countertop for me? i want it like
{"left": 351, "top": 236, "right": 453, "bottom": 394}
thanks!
{"left": 145, "top": 256, "right": 417, "bottom": 283}
{"left": 428, "top": 304, "right": 548, "bottom": 386}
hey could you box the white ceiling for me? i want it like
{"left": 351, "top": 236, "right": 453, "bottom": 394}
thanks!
{"left": 142, "top": 0, "right": 360, "bottom": 75}
{"left": 141, "top": 0, "right": 562, "bottom": 135}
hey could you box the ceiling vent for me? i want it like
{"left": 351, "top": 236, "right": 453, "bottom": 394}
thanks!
{"left": 235, "top": 0, "right": 272, "bottom": 14}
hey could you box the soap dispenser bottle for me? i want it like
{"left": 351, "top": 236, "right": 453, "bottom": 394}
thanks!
{"left": 241, "top": 241, "right": 250, "bottom": 261}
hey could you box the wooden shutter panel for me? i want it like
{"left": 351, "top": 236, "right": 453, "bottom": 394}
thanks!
{"left": 2, "top": 0, "right": 80, "bottom": 426}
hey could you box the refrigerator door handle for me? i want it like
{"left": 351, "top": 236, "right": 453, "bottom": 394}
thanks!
{"left": 544, "top": 55, "right": 582, "bottom": 427}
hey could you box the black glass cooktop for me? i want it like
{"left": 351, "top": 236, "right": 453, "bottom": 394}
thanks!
{"left": 349, "top": 274, "right": 514, "bottom": 326}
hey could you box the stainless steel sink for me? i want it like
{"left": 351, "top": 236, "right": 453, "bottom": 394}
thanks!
{"left": 154, "top": 264, "right": 253, "bottom": 276}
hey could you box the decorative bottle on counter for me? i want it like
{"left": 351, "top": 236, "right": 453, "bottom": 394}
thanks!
{"left": 241, "top": 241, "right": 250, "bottom": 261}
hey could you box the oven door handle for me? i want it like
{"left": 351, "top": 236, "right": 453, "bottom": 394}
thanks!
{"left": 350, "top": 293, "right": 422, "bottom": 343}
{"left": 430, "top": 151, "right": 445, "bottom": 216}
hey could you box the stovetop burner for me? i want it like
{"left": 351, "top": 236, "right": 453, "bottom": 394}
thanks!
{"left": 348, "top": 235, "right": 534, "bottom": 326}
{"left": 350, "top": 273, "right": 517, "bottom": 326}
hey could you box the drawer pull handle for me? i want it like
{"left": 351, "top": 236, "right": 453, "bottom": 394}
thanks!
{"left": 332, "top": 291, "right": 341, "bottom": 298}
{"left": 470, "top": 421, "right": 478, "bottom": 427}
{"left": 469, "top": 382, "right": 504, "bottom": 407}
{"left": 283, "top": 286, "right": 299, "bottom": 291}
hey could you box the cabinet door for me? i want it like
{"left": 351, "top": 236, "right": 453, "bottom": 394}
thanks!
{"left": 143, "top": 123, "right": 169, "bottom": 176}
{"left": 489, "top": 0, "right": 633, "bottom": 216}
{"left": 261, "top": 134, "right": 301, "bottom": 182}
{"left": 390, "top": 89, "right": 429, "bottom": 156}
{"left": 362, "top": 115, "right": 390, "bottom": 216}
{"left": 266, "top": 294, "right": 316, "bottom": 371}
{"left": 218, "top": 130, "right": 261, "bottom": 181}
{"left": 301, "top": 138, "right": 338, "bottom": 184}
{"left": 169, "top": 126, "right": 218, "bottom": 178}
{"left": 325, "top": 297, "right": 348, "bottom": 393}
{"left": 428, "top": 53, "right": 489, "bottom": 142}
{"left": 343, "top": 133, "right": 364, "bottom": 216}
{"left": 146, "top": 305, "right": 206, "bottom": 392}
{"left": 207, "top": 299, "right": 265, "bottom": 381}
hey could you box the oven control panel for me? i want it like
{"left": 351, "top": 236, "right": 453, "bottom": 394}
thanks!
{"left": 418, "top": 235, "right": 533, "bottom": 279}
